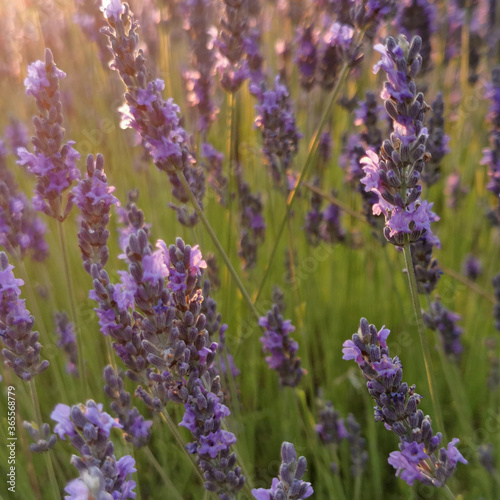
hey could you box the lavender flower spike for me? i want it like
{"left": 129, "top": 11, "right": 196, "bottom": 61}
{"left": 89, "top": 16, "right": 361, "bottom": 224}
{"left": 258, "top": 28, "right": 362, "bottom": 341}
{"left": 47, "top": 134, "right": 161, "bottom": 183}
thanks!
{"left": 343, "top": 318, "right": 467, "bottom": 487}
{"left": 55, "top": 311, "right": 79, "bottom": 376}
{"left": 361, "top": 35, "right": 439, "bottom": 246}
{"left": 73, "top": 153, "right": 118, "bottom": 274}
{"left": 102, "top": 2, "right": 205, "bottom": 227}
{"left": 259, "top": 305, "right": 305, "bottom": 387}
{"left": 0, "top": 252, "right": 49, "bottom": 380}
{"left": 51, "top": 399, "right": 136, "bottom": 499}
{"left": 252, "top": 442, "right": 313, "bottom": 499}
{"left": 17, "top": 49, "right": 81, "bottom": 221}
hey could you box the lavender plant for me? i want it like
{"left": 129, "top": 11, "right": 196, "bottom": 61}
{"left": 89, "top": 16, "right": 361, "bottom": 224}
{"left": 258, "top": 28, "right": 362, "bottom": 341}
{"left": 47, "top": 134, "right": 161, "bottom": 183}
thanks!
{"left": 102, "top": 1, "right": 205, "bottom": 227}
{"left": 343, "top": 318, "right": 467, "bottom": 488}
{"left": 51, "top": 400, "right": 137, "bottom": 498}
{"left": 259, "top": 304, "right": 305, "bottom": 387}
{"left": 252, "top": 442, "right": 313, "bottom": 500}
{"left": 17, "top": 49, "right": 81, "bottom": 221}
{"left": 0, "top": 140, "right": 49, "bottom": 261}
{"left": 0, "top": 252, "right": 49, "bottom": 380}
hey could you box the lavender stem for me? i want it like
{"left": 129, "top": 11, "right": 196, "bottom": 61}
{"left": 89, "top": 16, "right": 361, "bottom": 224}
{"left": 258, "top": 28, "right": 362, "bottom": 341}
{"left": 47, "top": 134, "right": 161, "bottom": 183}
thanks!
{"left": 402, "top": 239, "right": 444, "bottom": 433}
{"left": 57, "top": 221, "right": 87, "bottom": 391}
{"left": 254, "top": 60, "right": 352, "bottom": 303}
{"left": 142, "top": 446, "right": 184, "bottom": 500}
{"left": 175, "top": 169, "right": 260, "bottom": 320}
{"left": 29, "top": 379, "right": 59, "bottom": 499}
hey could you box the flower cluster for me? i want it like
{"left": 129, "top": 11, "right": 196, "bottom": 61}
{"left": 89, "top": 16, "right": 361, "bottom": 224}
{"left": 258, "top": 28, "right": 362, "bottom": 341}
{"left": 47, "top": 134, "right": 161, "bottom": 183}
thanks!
{"left": 423, "top": 298, "right": 464, "bottom": 361}
{"left": 259, "top": 305, "right": 305, "bottom": 387}
{"left": 17, "top": 49, "right": 81, "bottom": 221}
{"left": 361, "top": 35, "right": 439, "bottom": 246}
{"left": 5, "top": 118, "right": 29, "bottom": 154}
{"left": 54, "top": 311, "right": 79, "bottom": 376}
{"left": 102, "top": 2, "right": 205, "bottom": 227}
{"left": 73, "top": 153, "right": 118, "bottom": 274}
{"left": 409, "top": 236, "right": 442, "bottom": 295}
{"left": 51, "top": 400, "right": 137, "bottom": 499}
{"left": 422, "top": 93, "right": 450, "bottom": 187}
{"left": 181, "top": 0, "right": 219, "bottom": 132}
{"left": 0, "top": 139, "right": 48, "bottom": 261}
{"left": 236, "top": 165, "right": 266, "bottom": 269}
{"left": 252, "top": 442, "right": 313, "bottom": 500}
{"left": 304, "top": 178, "right": 345, "bottom": 246}
{"left": 343, "top": 318, "right": 467, "bottom": 486}
{"left": 315, "top": 399, "right": 368, "bottom": 476}
{"left": 201, "top": 142, "right": 228, "bottom": 205}
{"left": 462, "top": 254, "right": 482, "bottom": 282}
{"left": 0, "top": 252, "right": 49, "bottom": 380}
{"left": 23, "top": 420, "right": 57, "bottom": 454}
{"left": 103, "top": 365, "right": 152, "bottom": 448}
{"left": 295, "top": 25, "right": 317, "bottom": 91}
{"left": 481, "top": 67, "right": 500, "bottom": 227}
{"left": 216, "top": 0, "right": 250, "bottom": 93}
{"left": 394, "top": 0, "right": 436, "bottom": 74}
{"left": 180, "top": 377, "right": 245, "bottom": 498}
{"left": 253, "top": 76, "right": 301, "bottom": 188}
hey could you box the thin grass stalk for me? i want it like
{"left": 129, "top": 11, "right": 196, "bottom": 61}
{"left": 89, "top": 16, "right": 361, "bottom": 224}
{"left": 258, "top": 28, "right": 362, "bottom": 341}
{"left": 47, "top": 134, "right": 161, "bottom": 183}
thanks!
{"left": 56, "top": 222, "right": 87, "bottom": 393}
{"left": 402, "top": 240, "right": 444, "bottom": 433}
{"left": 142, "top": 445, "right": 184, "bottom": 500}
{"left": 254, "top": 57, "right": 353, "bottom": 303}
{"left": 29, "top": 379, "right": 59, "bottom": 500}
{"left": 175, "top": 169, "right": 260, "bottom": 320}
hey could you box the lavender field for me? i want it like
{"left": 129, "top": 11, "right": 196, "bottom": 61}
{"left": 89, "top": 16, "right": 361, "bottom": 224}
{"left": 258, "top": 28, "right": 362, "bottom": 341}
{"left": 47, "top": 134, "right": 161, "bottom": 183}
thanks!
{"left": 0, "top": 0, "right": 499, "bottom": 499}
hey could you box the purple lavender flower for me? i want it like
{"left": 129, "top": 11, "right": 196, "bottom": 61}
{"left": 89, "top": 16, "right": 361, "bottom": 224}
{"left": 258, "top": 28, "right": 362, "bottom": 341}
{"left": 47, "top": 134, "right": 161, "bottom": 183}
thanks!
{"left": 253, "top": 76, "right": 301, "bottom": 187}
{"left": 423, "top": 93, "right": 450, "bottom": 187}
{"left": 423, "top": 298, "right": 464, "bottom": 360}
{"left": 17, "top": 49, "right": 81, "bottom": 221}
{"left": 259, "top": 305, "right": 305, "bottom": 387}
{"left": 216, "top": 0, "right": 250, "bottom": 93}
{"left": 393, "top": 0, "right": 436, "bottom": 74}
{"left": 0, "top": 252, "right": 49, "bottom": 380}
{"left": 493, "top": 272, "right": 500, "bottom": 332}
{"left": 73, "top": 154, "right": 118, "bottom": 274}
{"left": 252, "top": 442, "right": 313, "bottom": 500}
{"left": 343, "top": 318, "right": 467, "bottom": 486}
{"left": 5, "top": 118, "right": 29, "bottom": 154}
{"left": 54, "top": 311, "right": 78, "bottom": 376}
{"left": 51, "top": 399, "right": 136, "bottom": 499}
{"left": 236, "top": 165, "right": 266, "bottom": 269}
{"left": 295, "top": 25, "right": 317, "bottom": 91}
{"left": 102, "top": 3, "right": 205, "bottom": 227}
{"left": 462, "top": 254, "right": 482, "bottom": 282}
{"left": 318, "top": 22, "right": 357, "bottom": 91}
{"left": 318, "top": 131, "right": 332, "bottom": 164}
{"left": 0, "top": 140, "right": 48, "bottom": 261}
{"left": 316, "top": 401, "right": 347, "bottom": 447}
{"left": 181, "top": 0, "right": 219, "bottom": 132}
{"left": 478, "top": 443, "right": 496, "bottom": 475}
{"left": 410, "top": 236, "right": 442, "bottom": 295}
{"left": 361, "top": 35, "right": 439, "bottom": 246}
{"left": 481, "top": 67, "right": 500, "bottom": 226}
{"left": 180, "top": 378, "right": 245, "bottom": 496}
{"left": 201, "top": 143, "right": 228, "bottom": 205}
{"left": 345, "top": 413, "right": 369, "bottom": 476}
{"left": 103, "top": 365, "right": 152, "bottom": 448}
{"left": 23, "top": 421, "right": 57, "bottom": 453}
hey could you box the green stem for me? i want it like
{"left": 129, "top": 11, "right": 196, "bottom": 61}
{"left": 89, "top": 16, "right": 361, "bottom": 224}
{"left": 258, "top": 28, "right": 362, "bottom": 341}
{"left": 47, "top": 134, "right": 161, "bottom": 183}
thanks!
{"left": 443, "top": 484, "right": 457, "bottom": 500}
{"left": 175, "top": 170, "right": 260, "bottom": 321}
{"left": 57, "top": 222, "right": 87, "bottom": 392}
{"left": 402, "top": 241, "right": 444, "bottom": 432}
{"left": 29, "top": 380, "right": 59, "bottom": 500}
{"left": 142, "top": 445, "right": 184, "bottom": 500}
{"left": 254, "top": 59, "right": 353, "bottom": 303}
